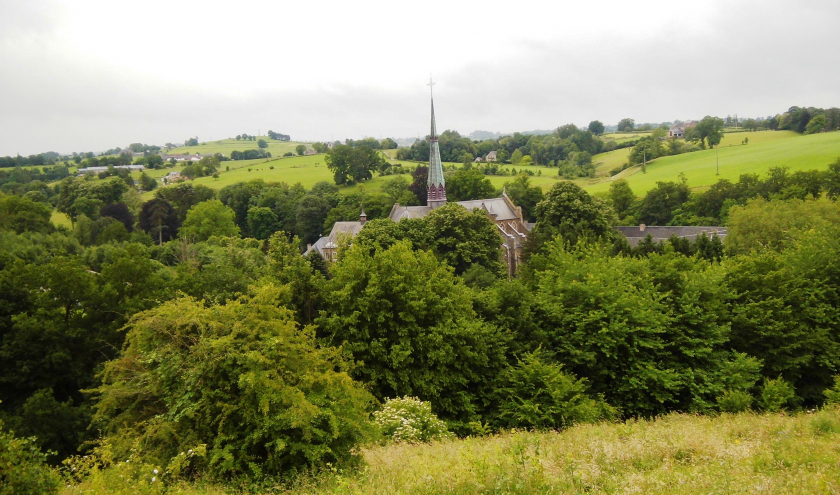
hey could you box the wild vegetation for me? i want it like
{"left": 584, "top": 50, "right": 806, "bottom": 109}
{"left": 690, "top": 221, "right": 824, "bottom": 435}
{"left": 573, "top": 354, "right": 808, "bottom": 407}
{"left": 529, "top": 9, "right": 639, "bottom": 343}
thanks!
{"left": 3, "top": 108, "right": 840, "bottom": 492}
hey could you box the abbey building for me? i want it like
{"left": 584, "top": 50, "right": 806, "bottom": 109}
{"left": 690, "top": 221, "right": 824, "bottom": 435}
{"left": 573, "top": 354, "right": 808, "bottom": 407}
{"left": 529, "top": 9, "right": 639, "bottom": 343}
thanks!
{"left": 306, "top": 83, "right": 532, "bottom": 276}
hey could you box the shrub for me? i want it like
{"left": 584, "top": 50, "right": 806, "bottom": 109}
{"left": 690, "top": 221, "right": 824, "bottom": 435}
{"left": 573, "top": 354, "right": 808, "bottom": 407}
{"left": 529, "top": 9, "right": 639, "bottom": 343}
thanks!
{"left": 0, "top": 418, "right": 60, "bottom": 495}
{"left": 373, "top": 397, "right": 451, "bottom": 443}
{"left": 91, "top": 285, "right": 375, "bottom": 481}
{"left": 717, "top": 390, "right": 753, "bottom": 413}
{"left": 760, "top": 377, "right": 796, "bottom": 412}
{"left": 824, "top": 376, "right": 840, "bottom": 405}
{"left": 492, "top": 352, "right": 617, "bottom": 429}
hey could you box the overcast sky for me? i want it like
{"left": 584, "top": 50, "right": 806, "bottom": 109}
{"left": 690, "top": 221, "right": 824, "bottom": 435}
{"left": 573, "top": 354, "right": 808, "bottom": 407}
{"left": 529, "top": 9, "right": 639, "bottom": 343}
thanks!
{"left": 1, "top": 0, "right": 838, "bottom": 155}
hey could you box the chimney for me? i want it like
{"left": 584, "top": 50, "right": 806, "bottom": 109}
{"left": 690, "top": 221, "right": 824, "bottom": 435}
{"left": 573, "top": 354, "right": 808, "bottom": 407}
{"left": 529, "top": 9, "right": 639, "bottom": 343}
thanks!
{"left": 639, "top": 224, "right": 646, "bottom": 232}
{"left": 307, "top": 243, "right": 312, "bottom": 250}
{"left": 359, "top": 208, "right": 367, "bottom": 226}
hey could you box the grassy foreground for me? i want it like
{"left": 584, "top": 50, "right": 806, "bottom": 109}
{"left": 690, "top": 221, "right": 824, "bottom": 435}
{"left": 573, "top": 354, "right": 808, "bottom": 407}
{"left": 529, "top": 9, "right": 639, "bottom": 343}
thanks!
{"left": 64, "top": 408, "right": 840, "bottom": 494}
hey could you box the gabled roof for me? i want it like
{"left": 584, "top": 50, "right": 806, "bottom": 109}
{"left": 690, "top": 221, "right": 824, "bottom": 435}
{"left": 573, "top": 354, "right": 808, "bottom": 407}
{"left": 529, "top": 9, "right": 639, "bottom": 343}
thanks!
{"left": 457, "top": 198, "right": 519, "bottom": 221}
{"left": 614, "top": 225, "right": 726, "bottom": 247}
{"left": 389, "top": 205, "right": 433, "bottom": 222}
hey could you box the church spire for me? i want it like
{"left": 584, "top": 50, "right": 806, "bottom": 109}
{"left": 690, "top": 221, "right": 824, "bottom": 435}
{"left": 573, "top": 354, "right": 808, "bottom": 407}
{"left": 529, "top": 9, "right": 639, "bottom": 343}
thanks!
{"left": 427, "top": 75, "right": 446, "bottom": 208}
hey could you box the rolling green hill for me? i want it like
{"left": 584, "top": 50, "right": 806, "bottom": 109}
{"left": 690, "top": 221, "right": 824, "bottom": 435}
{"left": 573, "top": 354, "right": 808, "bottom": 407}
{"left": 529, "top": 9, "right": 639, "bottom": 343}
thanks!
{"left": 164, "top": 136, "right": 306, "bottom": 158}
{"left": 585, "top": 131, "right": 840, "bottom": 196}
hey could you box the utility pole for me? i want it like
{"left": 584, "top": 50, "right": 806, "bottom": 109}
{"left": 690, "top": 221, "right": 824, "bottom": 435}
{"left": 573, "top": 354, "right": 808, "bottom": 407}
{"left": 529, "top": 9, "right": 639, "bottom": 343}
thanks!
{"left": 642, "top": 149, "right": 647, "bottom": 174}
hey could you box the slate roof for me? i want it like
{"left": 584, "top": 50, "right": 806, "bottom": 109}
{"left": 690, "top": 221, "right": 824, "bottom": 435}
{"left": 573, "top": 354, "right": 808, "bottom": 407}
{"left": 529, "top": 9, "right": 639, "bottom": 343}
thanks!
{"left": 614, "top": 225, "right": 726, "bottom": 247}
{"left": 457, "top": 198, "right": 520, "bottom": 221}
{"left": 388, "top": 206, "right": 433, "bottom": 222}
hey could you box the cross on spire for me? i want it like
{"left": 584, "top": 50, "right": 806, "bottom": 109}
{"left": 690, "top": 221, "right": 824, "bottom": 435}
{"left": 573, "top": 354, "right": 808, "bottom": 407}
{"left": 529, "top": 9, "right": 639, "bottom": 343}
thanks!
{"left": 427, "top": 74, "right": 435, "bottom": 96}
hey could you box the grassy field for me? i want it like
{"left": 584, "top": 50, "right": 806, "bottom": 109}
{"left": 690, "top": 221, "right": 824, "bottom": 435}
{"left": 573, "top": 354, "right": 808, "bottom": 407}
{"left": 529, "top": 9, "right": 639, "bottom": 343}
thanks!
{"left": 585, "top": 131, "right": 840, "bottom": 196}
{"left": 164, "top": 137, "right": 306, "bottom": 158}
{"left": 601, "top": 132, "right": 650, "bottom": 144}
{"left": 63, "top": 408, "right": 840, "bottom": 494}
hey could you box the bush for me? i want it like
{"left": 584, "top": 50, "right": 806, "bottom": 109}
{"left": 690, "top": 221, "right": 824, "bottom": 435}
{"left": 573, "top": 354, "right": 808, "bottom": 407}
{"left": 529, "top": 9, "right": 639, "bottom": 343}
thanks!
{"left": 492, "top": 353, "right": 617, "bottom": 429}
{"left": 373, "top": 397, "right": 451, "bottom": 443}
{"left": 824, "top": 376, "right": 840, "bottom": 405}
{"left": 717, "top": 390, "right": 753, "bottom": 413}
{"left": 0, "top": 418, "right": 60, "bottom": 495}
{"left": 760, "top": 377, "right": 796, "bottom": 412}
{"left": 91, "top": 285, "right": 375, "bottom": 481}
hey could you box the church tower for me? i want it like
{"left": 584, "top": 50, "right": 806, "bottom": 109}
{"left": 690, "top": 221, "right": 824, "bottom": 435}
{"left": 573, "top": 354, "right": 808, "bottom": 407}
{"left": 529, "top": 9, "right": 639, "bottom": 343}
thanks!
{"left": 427, "top": 77, "right": 447, "bottom": 208}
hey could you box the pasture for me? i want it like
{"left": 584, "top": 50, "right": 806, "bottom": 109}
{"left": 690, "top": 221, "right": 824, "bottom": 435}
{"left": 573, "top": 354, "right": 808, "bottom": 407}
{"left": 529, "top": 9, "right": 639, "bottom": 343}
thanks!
{"left": 585, "top": 131, "right": 840, "bottom": 196}
{"left": 164, "top": 136, "right": 307, "bottom": 158}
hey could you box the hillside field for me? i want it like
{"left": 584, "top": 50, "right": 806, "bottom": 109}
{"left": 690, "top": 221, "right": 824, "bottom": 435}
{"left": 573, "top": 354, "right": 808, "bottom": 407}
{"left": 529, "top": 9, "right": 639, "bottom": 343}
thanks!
{"left": 164, "top": 136, "right": 306, "bottom": 157}
{"left": 585, "top": 130, "right": 840, "bottom": 196}
{"left": 65, "top": 408, "right": 840, "bottom": 494}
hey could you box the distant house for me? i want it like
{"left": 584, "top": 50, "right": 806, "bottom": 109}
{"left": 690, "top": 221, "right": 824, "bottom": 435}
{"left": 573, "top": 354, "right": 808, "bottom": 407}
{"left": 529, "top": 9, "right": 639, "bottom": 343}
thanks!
{"left": 614, "top": 224, "right": 726, "bottom": 247}
{"left": 474, "top": 156, "right": 483, "bottom": 162}
{"left": 304, "top": 149, "right": 317, "bottom": 156}
{"left": 668, "top": 121, "right": 698, "bottom": 138}
{"left": 305, "top": 211, "right": 368, "bottom": 262}
{"left": 485, "top": 151, "right": 497, "bottom": 162}
{"left": 161, "top": 154, "right": 203, "bottom": 162}
{"left": 164, "top": 171, "right": 185, "bottom": 183}
{"left": 77, "top": 164, "right": 145, "bottom": 175}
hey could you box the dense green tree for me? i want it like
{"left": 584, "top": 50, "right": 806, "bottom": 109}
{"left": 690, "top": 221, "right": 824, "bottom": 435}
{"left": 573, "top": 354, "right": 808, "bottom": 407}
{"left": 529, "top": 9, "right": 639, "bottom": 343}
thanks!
{"left": 617, "top": 118, "right": 635, "bottom": 132}
{"left": 246, "top": 206, "right": 280, "bottom": 240}
{"left": 637, "top": 178, "right": 692, "bottom": 225}
{"left": 528, "top": 181, "right": 615, "bottom": 254}
{"left": 295, "top": 182, "right": 340, "bottom": 244}
{"left": 325, "top": 145, "right": 383, "bottom": 185}
{"left": 99, "top": 203, "right": 134, "bottom": 232}
{"left": 408, "top": 166, "right": 429, "bottom": 205}
{"left": 295, "top": 144, "right": 306, "bottom": 156}
{"left": 92, "top": 286, "right": 375, "bottom": 480}
{"left": 218, "top": 180, "right": 267, "bottom": 236}
{"left": 180, "top": 200, "right": 240, "bottom": 241}
{"left": 257, "top": 138, "right": 268, "bottom": 148}
{"left": 503, "top": 173, "right": 544, "bottom": 222}
{"left": 138, "top": 198, "right": 179, "bottom": 244}
{"left": 0, "top": 195, "right": 53, "bottom": 234}
{"left": 316, "top": 241, "right": 508, "bottom": 424}
{"left": 587, "top": 120, "right": 605, "bottom": 135}
{"left": 155, "top": 182, "right": 217, "bottom": 222}
{"left": 692, "top": 116, "right": 725, "bottom": 149}
{"left": 445, "top": 168, "right": 495, "bottom": 201}
{"left": 425, "top": 202, "right": 505, "bottom": 276}
{"left": 607, "top": 179, "right": 637, "bottom": 222}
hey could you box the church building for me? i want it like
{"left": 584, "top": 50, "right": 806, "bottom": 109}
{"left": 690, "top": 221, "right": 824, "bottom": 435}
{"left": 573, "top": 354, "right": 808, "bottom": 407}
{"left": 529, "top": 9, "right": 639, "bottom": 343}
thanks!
{"left": 307, "top": 81, "right": 532, "bottom": 276}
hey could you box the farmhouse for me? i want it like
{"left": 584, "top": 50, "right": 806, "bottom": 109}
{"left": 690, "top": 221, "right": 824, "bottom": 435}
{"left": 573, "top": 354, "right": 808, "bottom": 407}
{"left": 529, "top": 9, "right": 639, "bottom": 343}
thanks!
{"left": 77, "top": 164, "right": 145, "bottom": 175}
{"left": 668, "top": 121, "right": 697, "bottom": 138}
{"left": 306, "top": 90, "right": 532, "bottom": 276}
{"left": 614, "top": 224, "right": 726, "bottom": 246}
{"left": 304, "top": 149, "right": 317, "bottom": 156}
{"left": 485, "top": 150, "right": 498, "bottom": 162}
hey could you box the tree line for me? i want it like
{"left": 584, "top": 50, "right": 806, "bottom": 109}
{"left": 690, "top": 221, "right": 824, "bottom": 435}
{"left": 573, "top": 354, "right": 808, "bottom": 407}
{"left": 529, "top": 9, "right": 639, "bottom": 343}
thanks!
{"left": 5, "top": 168, "right": 840, "bottom": 486}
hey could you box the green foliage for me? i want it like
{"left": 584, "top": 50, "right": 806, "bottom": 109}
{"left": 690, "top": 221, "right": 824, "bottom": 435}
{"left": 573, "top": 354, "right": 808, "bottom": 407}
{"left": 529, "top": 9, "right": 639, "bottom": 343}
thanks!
{"left": 0, "top": 195, "right": 53, "bottom": 234}
{"left": 760, "top": 377, "right": 796, "bottom": 412}
{"left": 180, "top": 200, "right": 239, "bottom": 241}
{"left": 725, "top": 197, "right": 840, "bottom": 255}
{"left": 0, "top": 417, "right": 60, "bottom": 495}
{"left": 503, "top": 173, "right": 543, "bottom": 222}
{"left": 92, "top": 286, "right": 375, "bottom": 481}
{"left": 617, "top": 118, "right": 635, "bottom": 132}
{"left": 317, "top": 241, "right": 508, "bottom": 424}
{"left": 717, "top": 390, "right": 753, "bottom": 413}
{"left": 607, "top": 179, "right": 636, "bottom": 222}
{"left": 444, "top": 168, "right": 495, "bottom": 201}
{"left": 587, "top": 120, "right": 605, "bottom": 135}
{"left": 824, "top": 377, "right": 840, "bottom": 405}
{"left": 529, "top": 181, "right": 615, "bottom": 254}
{"left": 324, "top": 145, "right": 382, "bottom": 185}
{"left": 493, "top": 353, "right": 616, "bottom": 429}
{"left": 373, "top": 397, "right": 451, "bottom": 443}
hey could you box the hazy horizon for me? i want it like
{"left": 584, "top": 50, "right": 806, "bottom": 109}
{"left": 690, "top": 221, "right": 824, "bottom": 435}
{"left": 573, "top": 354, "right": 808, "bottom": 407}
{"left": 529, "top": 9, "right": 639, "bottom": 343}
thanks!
{"left": 2, "top": 0, "right": 839, "bottom": 156}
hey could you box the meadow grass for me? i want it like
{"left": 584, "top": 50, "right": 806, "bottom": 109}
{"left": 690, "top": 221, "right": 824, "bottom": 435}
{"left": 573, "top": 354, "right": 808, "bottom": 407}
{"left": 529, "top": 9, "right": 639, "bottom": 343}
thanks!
{"left": 63, "top": 408, "right": 840, "bottom": 494}
{"left": 585, "top": 131, "right": 840, "bottom": 196}
{"left": 164, "top": 137, "right": 305, "bottom": 158}
{"left": 50, "top": 210, "right": 72, "bottom": 228}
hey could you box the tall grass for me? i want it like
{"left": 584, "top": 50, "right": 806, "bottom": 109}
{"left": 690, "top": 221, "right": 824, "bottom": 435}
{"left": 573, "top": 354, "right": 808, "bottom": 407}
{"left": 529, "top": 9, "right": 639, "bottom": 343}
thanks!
{"left": 283, "top": 408, "right": 840, "bottom": 495}
{"left": 62, "top": 408, "right": 840, "bottom": 494}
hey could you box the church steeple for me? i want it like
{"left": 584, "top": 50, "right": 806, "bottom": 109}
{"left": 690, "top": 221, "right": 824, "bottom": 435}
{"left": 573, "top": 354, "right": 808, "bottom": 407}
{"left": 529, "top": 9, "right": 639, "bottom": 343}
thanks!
{"left": 427, "top": 76, "right": 446, "bottom": 208}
